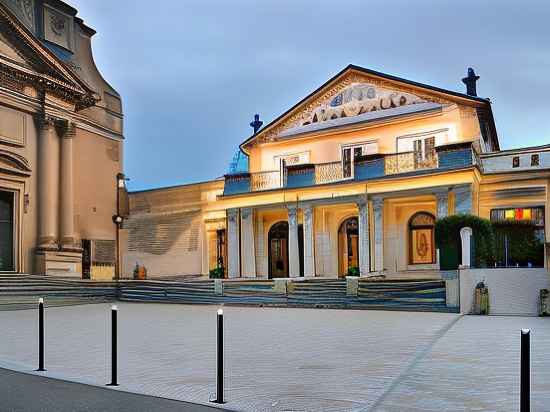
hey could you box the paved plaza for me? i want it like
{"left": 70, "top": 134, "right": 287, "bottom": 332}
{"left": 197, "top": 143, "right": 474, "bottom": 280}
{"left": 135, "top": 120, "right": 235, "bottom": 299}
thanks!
{"left": 0, "top": 303, "right": 548, "bottom": 411}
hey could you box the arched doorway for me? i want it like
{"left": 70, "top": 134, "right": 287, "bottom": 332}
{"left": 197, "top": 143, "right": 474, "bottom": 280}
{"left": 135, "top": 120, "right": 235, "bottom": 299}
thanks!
{"left": 338, "top": 217, "right": 359, "bottom": 277}
{"left": 268, "top": 221, "right": 289, "bottom": 278}
{"left": 409, "top": 212, "right": 436, "bottom": 265}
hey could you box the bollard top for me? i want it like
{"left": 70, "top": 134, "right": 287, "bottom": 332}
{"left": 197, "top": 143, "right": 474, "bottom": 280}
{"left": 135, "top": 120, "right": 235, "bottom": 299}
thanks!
{"left": 112, "top": 304, "right": 118, "bottom": 311}
{"left": 217, "top": 308, "right": 223, "bottom": 316}
{"left": 38, "top": 297, "right": 44, "bottom": 304}
{"left": 521, "top": 328, "right": 530, "bottom": 335}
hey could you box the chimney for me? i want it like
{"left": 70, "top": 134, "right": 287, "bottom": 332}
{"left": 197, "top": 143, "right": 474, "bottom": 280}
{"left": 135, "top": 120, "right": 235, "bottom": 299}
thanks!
{"left": 462, "top": 67, "right": 480, "bottom": 97}
{"left": 250, "top": 114, "right": 263, "bottom": 134}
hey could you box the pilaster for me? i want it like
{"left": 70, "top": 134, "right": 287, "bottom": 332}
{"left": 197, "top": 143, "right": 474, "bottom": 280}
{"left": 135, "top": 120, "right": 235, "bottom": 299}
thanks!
{"left": 372, "top": 197, "right": 384, "bottom": 272}
{"left": 227, "top": 208, "right": 240, "bottom": 278}
{"left": 35, "top": 114, "right": 59, "bottom": 250}
{"left": 240, "top": 207, "right": 256, "bottom": 278}
{"left": 436, "top": 190, "right": 449, "bottom": 218}
{"left": 357, "top": 196, "right": 370, "bottom": 276}
{"left": 303, "top": 204, "right": 315, "bottom": 277}
{"left": 59, "top": 121, "right": 79, "bottom": 251}
{"left": 287, "top": 205, "right": 300, "bottom": 278}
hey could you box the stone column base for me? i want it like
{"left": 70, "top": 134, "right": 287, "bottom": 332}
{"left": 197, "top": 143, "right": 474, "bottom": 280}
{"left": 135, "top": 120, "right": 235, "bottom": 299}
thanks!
{"left": 35, "top": 250, "right": 82, "bottom": 277}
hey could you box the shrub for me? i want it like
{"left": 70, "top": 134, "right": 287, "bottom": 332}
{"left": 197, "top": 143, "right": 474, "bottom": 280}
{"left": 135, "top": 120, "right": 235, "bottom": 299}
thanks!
{"left": 209, "top": 267, "right": 225, "bottom": 279}
{"left": 492, "top": 221, "right": 545, "bottom": 267}
{"left": 347, "top": 266, "right": 360, "bottom": 277}
{"left": 435, "top": 214, "right": 495, "bottom": 269}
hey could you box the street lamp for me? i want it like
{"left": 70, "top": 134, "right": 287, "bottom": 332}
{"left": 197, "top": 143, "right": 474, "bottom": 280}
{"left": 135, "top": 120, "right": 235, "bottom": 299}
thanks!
{"left": 113, "top": 173, "right": 129, "bottom": 280}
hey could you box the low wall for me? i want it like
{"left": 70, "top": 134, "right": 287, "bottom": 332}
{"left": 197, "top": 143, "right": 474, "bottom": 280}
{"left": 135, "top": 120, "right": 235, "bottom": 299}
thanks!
{"left": 460, "top": 268, "right": 550, "bottom": 316}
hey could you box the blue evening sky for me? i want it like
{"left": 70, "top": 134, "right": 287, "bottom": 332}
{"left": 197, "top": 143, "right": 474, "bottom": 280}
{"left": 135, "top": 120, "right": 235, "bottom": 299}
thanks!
{"left": 66, "top": 0, "right": 549, "bottom": 191}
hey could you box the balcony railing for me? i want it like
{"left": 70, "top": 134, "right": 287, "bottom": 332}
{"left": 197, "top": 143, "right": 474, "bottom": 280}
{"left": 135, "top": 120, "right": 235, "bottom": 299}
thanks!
{"left": 250, "top": 170, "right": 281, "bottom": 191}
{"left": 315, "top": 161, "right": 345, "bottom": 185}
{"left": 224, "top": 143, "right": 474, "bottom": 196}
{"left": 384, "top": 151, "right": 438, "bottom": 175}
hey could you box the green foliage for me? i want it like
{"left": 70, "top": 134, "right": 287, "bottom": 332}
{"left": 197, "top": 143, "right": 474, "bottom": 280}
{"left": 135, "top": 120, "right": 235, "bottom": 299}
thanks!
{"left": 493, "top": 221, "right": 545, "bottom": 267}
{"left": 209, "top": 267, "right": 225, "bottom": 279}
{"left": 435, "top": 214, "right": 495, "bottom": 269}
{"left": 347, "top": 266, "right": 360, "bottom": 277}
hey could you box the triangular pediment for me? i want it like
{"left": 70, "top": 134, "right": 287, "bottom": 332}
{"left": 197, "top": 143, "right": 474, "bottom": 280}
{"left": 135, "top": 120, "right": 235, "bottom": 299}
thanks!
{"left": 0, "top": 3, "right": 97, "bottom": 107}
{"left": 0, "top": 31, "right": 27, "bottom": 65}
{"left": 241, "top": 65, "right": 490, "bottom": 151}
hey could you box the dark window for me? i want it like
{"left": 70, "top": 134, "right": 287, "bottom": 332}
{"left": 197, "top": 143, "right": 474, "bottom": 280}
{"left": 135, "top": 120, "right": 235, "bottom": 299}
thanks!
{"left": 531, "top": 154, "right": 540, "bottom": 166}
{"left": 512, "top": 156, "right": 520, "bottom": 168}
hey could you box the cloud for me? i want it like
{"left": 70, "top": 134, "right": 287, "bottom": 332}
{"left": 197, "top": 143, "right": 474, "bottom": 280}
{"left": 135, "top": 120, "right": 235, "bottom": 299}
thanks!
{"left": 67, "top": 0, "right": 550, "bottom": 190}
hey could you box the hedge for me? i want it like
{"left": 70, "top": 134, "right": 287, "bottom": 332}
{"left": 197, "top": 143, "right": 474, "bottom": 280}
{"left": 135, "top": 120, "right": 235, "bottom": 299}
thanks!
{"left": 435, "top": 214, "right": 495, "bottom": 270}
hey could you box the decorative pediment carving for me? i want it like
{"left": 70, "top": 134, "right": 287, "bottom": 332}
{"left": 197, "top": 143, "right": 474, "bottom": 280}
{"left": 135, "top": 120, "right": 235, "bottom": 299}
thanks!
{"left": 0, "top": 149, "right": 31, "bottom": 175}
{"left": 302, "top": 83, "right": 425, "bottom": 126}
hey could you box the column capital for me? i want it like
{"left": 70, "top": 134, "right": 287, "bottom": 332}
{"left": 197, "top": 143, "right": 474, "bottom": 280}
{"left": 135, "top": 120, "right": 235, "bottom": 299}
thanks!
{"left": 356, "top": 195, "right": 368, "bottom": 209}
{"left": 241, "top": 207, "right": 253, "bottom": 220}
{"left": 372, "top": 197, "right": 384, "bottom": 209}
{"left": 227, "top": 208, "right": 239, "bottom": 222}
{"left": 33, "top": 113, "right": 56, "bottom": 131}
{"left": 435, "top": 190, "right": 449, "bottom": 200}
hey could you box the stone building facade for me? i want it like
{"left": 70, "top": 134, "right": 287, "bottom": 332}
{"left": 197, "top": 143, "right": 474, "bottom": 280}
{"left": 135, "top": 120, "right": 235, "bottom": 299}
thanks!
{"left": 121, "top": 65, "right": 550, "bottom": 279}
{"left": 0, "top": 0, "right": 123, "bottom": 278}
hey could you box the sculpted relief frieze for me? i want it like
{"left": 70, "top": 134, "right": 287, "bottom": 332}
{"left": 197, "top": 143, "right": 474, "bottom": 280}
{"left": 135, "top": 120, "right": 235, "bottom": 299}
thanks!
{"left": 302, "top": 83, "right": 424, "bottom": 126}
{"left": 2, "top": 0, "right": 35, "bottom": 29}
{"left": 256, "top": 72, "right": 453, "bottom": 144}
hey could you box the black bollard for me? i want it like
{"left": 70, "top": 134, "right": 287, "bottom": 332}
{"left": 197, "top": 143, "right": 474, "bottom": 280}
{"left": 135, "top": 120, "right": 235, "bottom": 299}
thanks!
{"left": 520, "top": 329, "right": 530, "bottom": 412}
{"left": 107, "top": 305, "right": 118, "bottom": 386}
{"left": 213, "top": 308, "right": 225, "bottom": 403}
{"left": 37, "top": 297, "right": 46, "bottom": 371}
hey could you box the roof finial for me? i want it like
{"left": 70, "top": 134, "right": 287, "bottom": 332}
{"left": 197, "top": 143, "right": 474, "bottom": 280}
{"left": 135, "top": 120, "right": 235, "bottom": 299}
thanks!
{"left": 250, "top": 114, "right": 263, "bottom": 134}
{"left": 462, "top": 67, "right": 480, "bottom": 97}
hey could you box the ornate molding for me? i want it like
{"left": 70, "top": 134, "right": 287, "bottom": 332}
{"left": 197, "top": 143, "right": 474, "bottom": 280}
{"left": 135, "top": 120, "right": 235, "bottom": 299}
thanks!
{"left": 246, "top": 70, "right": 456, "bottom": 148}
{"left": 0, "top": 148, "right": 31, "bottom": 175}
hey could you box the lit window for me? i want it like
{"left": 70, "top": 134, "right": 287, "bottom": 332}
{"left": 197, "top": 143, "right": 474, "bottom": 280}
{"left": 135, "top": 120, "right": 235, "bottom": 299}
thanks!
{"left": 504, "top": 209, "right": 515, "bottom": 219}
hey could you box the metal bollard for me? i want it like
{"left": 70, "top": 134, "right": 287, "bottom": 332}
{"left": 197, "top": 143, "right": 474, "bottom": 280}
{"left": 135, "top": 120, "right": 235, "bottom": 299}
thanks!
{"left": 212, "top": 308, "right": 225, "bottom": 403}
{"left": 107, "top": 305, "right": 119, "bottom": 386}
{"left": 520, "top": 329, "right": 530, "bottom": 412}
{"left": 37, "top": 297, "right": 46, "bottom": 371}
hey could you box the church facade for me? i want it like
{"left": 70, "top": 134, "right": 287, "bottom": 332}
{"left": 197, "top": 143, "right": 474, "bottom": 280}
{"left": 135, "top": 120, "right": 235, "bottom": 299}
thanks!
{"left": 122, "top": 65, "right": 550, "bottom": 280}
{"left": 0, "top": 0, "right": 123, "bottom": 278}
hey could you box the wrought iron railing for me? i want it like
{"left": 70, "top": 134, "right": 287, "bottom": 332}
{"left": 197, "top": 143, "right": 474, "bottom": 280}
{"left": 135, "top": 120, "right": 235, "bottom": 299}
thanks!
{"left": 384, "top": 151, "right": 438, "bottom": 175}
{"left": 315, "top": 161, "right": 345, "bottom": 185}
{"left": 250, "top": 170, "right": 281, "bottom": 191}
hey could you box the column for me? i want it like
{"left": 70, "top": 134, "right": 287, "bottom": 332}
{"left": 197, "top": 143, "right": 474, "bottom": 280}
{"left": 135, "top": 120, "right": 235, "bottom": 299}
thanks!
{"left": 436, "top": 191, "right": 449, "bottom": 218}
{"left": 372, "top": 198, "right": 384, "bottom": 272}
{"left": 240, "top": 207, "right": 256, "bottom": 278}
{"left": 303, "top": 205, "right": 315, "bottom": 277}
{"left": 60, "top": 121, "right": 78, "bottom": 250}
{"left": 36, "top": 115, "right": 59, "bottom": 250}
{"left": 287, "top": 205, "right": 300, "bottom": 278}
{"left": 357, "top": 197, "right": 370, "bottom": 276}
{"left": 227, "top": 208, "right": 240, "bottom": 278}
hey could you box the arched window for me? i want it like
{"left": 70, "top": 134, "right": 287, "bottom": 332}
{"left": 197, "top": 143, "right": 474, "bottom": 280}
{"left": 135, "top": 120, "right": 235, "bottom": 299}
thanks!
{"left": 409, "top": 212, "right": 436, "bottom": 265}
{"left": 268, "top": 221, "right": 289, "bottom": 278}
{"left": 338, "top": 217, "right": 359, "bottom": 277}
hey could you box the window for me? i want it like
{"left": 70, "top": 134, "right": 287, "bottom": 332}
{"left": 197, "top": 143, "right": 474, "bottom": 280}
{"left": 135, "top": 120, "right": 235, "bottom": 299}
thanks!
{"left": 512, "top": 156, "right": 520, "bottom": 168}
{"left": 341, "top": 141, "right": 378, "bottom": 178}
{"left": 490, "top": 207, "right": 545, "bottom": 267}
{"left": 531, "top": 154, "right": 540, "bottom": 166}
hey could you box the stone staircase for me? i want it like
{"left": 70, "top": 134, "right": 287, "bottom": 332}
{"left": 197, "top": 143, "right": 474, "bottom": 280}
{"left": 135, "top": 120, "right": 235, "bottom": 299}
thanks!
{"left": 0, "top": 274, "right": 117, "bottom": 310}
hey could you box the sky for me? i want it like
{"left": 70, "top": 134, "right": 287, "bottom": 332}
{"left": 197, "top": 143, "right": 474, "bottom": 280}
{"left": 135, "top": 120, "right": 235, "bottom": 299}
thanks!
{"left": 66, "top": 0, "right": 550, "bottom": 191}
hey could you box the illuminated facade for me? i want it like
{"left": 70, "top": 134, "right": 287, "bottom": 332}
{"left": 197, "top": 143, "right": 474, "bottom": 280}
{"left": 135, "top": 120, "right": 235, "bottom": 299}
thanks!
{"left": 122, "top": 65, "right": 550, "bottom": 279}
{"left": 0, "top": 1, "right": 123, "bottom": 278}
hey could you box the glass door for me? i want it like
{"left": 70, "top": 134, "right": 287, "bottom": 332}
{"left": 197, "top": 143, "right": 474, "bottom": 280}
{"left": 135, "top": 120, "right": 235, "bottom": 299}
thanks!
{"left": 0, "top": 191, "right": 14, "bottom": 272}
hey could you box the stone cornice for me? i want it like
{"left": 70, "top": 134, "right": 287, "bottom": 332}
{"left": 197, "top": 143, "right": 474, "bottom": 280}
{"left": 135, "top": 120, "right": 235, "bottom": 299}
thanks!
{"left": 0, "top": 3, "right": 98, "bottom": 110}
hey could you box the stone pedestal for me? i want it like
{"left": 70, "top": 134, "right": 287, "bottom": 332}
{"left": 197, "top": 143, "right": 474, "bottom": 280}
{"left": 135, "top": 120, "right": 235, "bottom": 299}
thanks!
{"left": 460, "top": 226, "right": 473, "bottom": 268}
{"left": 35, "top": 250, "right": 82, "bottom": 277}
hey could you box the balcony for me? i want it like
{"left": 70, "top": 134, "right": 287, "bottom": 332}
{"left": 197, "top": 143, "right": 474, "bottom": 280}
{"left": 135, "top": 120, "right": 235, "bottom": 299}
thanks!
{"left": 223, "top": 143, "right": 475, "bottom": 196}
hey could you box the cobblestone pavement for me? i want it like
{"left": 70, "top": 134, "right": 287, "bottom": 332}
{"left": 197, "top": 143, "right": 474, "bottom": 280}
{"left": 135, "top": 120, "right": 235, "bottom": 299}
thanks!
{"left": 0, "top": 303, "right": 548, "bottom": 412}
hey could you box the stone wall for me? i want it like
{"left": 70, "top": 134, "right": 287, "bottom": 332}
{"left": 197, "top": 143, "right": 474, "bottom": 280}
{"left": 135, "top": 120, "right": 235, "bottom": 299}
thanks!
{"left": 459, "top": 268, "right": 550, "bottom": 316}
